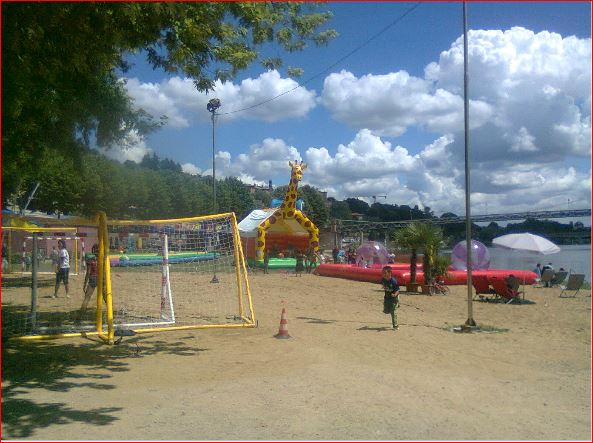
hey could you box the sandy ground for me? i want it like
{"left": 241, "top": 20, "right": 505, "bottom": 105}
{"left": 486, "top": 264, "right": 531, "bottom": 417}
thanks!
{"left": 2, "top": 270, "right": 591, "bottom": 441}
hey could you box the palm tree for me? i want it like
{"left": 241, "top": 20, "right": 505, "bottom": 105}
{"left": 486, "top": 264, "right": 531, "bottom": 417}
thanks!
{"left": 393, "top": 223, "right": 423, "bottom": 284}
{"left": 414, "top": 223, "right": 446, "bottom": 286}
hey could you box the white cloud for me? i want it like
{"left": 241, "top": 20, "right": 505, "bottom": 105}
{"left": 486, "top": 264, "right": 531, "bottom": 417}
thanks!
{"left": 181, "top": 163, "right": 202, "bottom": 175}
{"left": 210, "top": 138, "right": 302, "bottom": 182}
{"left": 321, "top": 70, "right": 493, "bottom": 136}
{"left": 118, "top": 27, "right": 591, "bottom": 218}
{"left": 99, "top": 129, "right": 152, "bottom": 163}
{"left": 509, "top": 127, "right": 538, "bottom": 153}
{"left": 304, "top": 129, "right": 418, "bottom": 188}
{"left": 184, "top": 127, "right": 592, "bottom": 217}
{"left": 125, "top": 78, "right": 191, "bottom": 128}
{"left": 322, "top": 28, "right": 591, "bottom": 163}
{"left": 124, "top": 70, "right": 317, "bottom": 127}
{"left": 425, "top": 27, "right": 591, "bottom": 162}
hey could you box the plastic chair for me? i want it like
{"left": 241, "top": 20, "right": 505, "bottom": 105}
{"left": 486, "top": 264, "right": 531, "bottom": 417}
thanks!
{"left": 559, "top": 274, "right": 585, "bottom": 298}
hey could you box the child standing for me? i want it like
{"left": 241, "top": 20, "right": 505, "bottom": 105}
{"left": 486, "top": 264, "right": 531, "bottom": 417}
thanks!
{"left": 53, "top": 239, "right": 70, "bottom": 299}
{"left": 263, "top": 249, "right": 270, "bottom": 274}
{"left": 78, "top": 244, "right": 101, "bottom": 321}
{"left": 381, "top": 266, "right": 400, "bottom": 330}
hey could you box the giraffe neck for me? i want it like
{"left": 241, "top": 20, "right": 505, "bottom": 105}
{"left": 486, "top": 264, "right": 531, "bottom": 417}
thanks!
{"left": 283, "top": 179, "right": 299, "bottom": 211}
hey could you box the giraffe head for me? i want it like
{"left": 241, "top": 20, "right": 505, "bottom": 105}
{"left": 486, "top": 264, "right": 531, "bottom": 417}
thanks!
{"left": 288, "top": 160, "right": 307, "bottom": 183}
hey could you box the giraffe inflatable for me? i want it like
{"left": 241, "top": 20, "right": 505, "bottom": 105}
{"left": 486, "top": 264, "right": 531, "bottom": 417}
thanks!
{"left": 255, "top": 161, "right": 320, "bottom": 259}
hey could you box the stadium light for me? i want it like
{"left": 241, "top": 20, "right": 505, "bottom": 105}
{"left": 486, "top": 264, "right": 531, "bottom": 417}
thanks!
{"left": 207, "top": 98, "right": 221, "bottom": 284}
{"left": 207, "top": 98, "right": 221, "bottom": 214}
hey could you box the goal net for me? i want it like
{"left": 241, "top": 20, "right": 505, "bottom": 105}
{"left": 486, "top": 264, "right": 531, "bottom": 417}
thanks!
{"left": 1, "top": 224, "right": 100, "bottom": 338}
{"left": 2, "top": 227, "right": 80, "bottom": 275}
{"left": 107, "top": 213, "right": 256, "bottom": 332}
{"left": 2, "top": 212, "right": 256, "bottom": 341}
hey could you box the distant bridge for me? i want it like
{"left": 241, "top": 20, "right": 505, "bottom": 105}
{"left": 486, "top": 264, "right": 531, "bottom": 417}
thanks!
{"left": 336, "top": 208, "right": 591, "bottom": 234}
{"left": 545, "top": 231, "right": 591, "bottom": 243}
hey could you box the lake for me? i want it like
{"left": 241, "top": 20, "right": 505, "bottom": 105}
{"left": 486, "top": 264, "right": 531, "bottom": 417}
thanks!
{"left": 446, "top": 244, "right": 592, "bottom": 283}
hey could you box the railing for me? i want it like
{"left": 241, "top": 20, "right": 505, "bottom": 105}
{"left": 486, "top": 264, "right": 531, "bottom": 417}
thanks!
{"left": 336, "top": 209, "right": 591, "bottom": 234}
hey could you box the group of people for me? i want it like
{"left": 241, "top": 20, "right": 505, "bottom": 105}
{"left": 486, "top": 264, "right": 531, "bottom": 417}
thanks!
{"left": 533, "top": 262, "right": 566, "bottom": 288}
{"left": 51, "top": 240, "right": 103, "bottom": 322}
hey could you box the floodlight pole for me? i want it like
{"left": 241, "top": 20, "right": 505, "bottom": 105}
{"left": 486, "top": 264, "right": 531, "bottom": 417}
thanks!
{"left": 207, "top": 98, "right": 221, "bottom": 284}
{"left": 463, "top": 1, "right": 476, "bottom": 328}
{"left": 207, "top": 98, "right": 220, "bottom": 214}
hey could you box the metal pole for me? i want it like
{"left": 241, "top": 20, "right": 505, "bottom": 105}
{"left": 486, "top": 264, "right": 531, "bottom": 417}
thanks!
{"left": 206, "top": 99, "right": 221, "bottom": 284}
{"left": 211, "top": 111, "right": 217, "bottom": 214}
{"left": 463, "top": 1, "right": 476, "bottom": 328}
{"left": 22, "top": 182, "right": 40, "bottom": 215}
{"left": 30, "top": 233, "right": 38, "bottom": 331}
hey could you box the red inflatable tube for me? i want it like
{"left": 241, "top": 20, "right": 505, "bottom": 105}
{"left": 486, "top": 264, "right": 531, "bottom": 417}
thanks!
{"left": 314, "top": 264, "right": 538, "bottom": 285}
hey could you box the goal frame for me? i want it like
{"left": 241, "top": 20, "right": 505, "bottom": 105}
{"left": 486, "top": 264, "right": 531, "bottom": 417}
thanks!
{"left": 4, "top": 211, "right": 256, "bottom": 344}
{"left": 106, "top": 212, "right": 256, "bottom": 334}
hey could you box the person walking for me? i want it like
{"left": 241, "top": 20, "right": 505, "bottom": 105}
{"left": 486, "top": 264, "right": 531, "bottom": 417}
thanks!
{"left": 381, "top": 266, "right": 400, "bottom": 330}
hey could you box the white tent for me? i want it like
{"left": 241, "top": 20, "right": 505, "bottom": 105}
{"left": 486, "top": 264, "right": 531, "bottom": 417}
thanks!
{"left": 237, "top": 209, "right": 276, "bottom": 237}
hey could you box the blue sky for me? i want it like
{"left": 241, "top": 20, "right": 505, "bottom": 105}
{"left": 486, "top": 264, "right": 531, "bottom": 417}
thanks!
{"left": 105, "top": 1, "right": 591, "bottom": 222}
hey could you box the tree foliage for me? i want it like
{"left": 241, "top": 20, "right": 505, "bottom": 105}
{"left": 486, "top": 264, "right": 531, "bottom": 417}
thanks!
{"left": 2, "top": 2, "right": 336, "bottom": 206}
{"left": 345, "top": 198, "right": 370, "bottom": 215}
{"left": 299, "top": 184, "right": 329, "bottom": 228}
{"left": 330, "top": 200, "right": 352, "bottom": 220}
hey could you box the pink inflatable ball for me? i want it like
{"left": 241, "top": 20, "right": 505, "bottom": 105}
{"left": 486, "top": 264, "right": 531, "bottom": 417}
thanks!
{"left": 355, "top": 241, "right": 390, "bottom": 267}
{"left": 451, "top": 240, "right": 490, "bottom": 271}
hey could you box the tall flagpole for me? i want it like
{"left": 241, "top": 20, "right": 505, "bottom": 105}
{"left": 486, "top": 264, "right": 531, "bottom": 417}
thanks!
{"left": 463, "top": 1, "right": 476, "bottom": 328}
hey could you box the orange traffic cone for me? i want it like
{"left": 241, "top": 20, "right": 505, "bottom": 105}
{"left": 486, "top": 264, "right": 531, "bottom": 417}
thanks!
{"left": 274, "top": 307, "right": 291, "bottom": 339}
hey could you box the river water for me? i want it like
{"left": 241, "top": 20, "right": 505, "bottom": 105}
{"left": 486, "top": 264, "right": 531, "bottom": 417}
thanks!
{"left": 445, "top": 244, "right": 591, "bottom": 283}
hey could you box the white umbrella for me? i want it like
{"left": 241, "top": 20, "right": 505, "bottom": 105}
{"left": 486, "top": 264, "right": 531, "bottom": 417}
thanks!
{"left": 492, "top": 233, "right": 560, "bottom": 255}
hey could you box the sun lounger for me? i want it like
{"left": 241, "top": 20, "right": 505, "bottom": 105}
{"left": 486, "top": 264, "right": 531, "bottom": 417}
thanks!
{"left": 559, "top": 274, "right": 585, "bottom": 298}
{"left": 472, "top": 274, "right": 493, "bottom": 298}
{"left": 550, "top": 271, "right": 568, "bottom": 287}
{"left": 489, "top": 276, "right": 523, "bottom": 304}
{"left": 538, "top": 269, "right": 554, "bottom": 287}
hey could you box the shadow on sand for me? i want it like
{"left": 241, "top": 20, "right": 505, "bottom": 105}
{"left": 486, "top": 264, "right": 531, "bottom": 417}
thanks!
{"left": 1, "top": 332, "right": 208, "bottom": 438}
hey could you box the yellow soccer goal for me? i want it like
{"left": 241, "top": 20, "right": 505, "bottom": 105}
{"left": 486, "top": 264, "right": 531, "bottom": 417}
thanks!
{"left": 106, "top": 212, "right": 256, "bottom": 333}
{"left": 2, "top": 212, "right": 256, "bottom": 343}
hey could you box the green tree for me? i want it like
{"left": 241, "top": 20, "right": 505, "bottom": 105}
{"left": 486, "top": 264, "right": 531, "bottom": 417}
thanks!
{"left": 253, "top": 189, "right": 272, "bottom": 209}
{"left": 23, "top": 150, "right": 84, "bottom": 216}
{"left": 299, "top": 185, "right": 329, "bottom": 228}
{"left": 3, "top": 2, "right": 336, "bottom": 207}
{"left": 218, "top": 177, "right": 256, "bottom": 219}
{"left": 272, "top": 185, "right": 289, "bottom": 201}
{"left": 330, "top": 200, "right": 352, "bottom": 220}
{"left": 345, "top": 198, "right": 370, "bottom": 215}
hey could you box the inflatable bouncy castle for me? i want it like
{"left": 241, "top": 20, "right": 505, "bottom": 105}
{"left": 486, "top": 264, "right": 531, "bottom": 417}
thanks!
{"left": 238, "top": 161, "right": 319, "bottom": 269}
